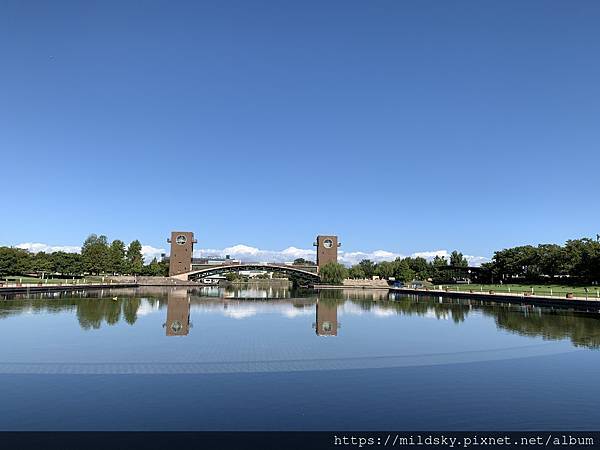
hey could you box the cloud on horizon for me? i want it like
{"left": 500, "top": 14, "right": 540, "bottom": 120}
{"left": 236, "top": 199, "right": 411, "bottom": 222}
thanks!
{"left": 15, "top": 242, "right": 81, "bottom": 254}
{"left": 12, "top": 242, "right": 489, "bottom": 266}
{"left": 193, "top": 244, "right": 489, "bottom": 266}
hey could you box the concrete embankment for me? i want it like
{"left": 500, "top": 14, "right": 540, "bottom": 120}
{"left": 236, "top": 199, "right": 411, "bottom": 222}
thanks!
{"left": 315, "top": 279, "right": 390, "bottom": 290}
{"left": 108, "top": 276, "right": 200, "bottom": 286}
{"left": 392, "top": 287, "right": 600, "bottom": 310}
{"left": 0, "top": 276, "right": 200, "bottom": 295}
{"left": 314, "top": 283, "right": 600, "bottom": 311}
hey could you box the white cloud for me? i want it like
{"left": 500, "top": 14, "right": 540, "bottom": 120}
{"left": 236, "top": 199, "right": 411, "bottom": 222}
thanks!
{"left": 280, "top": 246, "right": 316, "bottom": 258}
{"left": 192, "top": 244, "right": 490, "bottom": 266}
{"left": 465, "top": 255, "right": 489, "bottom": 266}
{"left": 141, "top": 245, "right": 165, "bottom": 263}
{"left": 223, "top": 308, "right": 257, "bottom": 319}
{"left": 373, "top": 309, "right": 396, "bottom": 317}
{"left": 281, "top": 308, "right": 313, "bottom": 318}
{"left": 424, "top": 310, "right": 450, "bottom": 320}
{"left": 136, "top": 300, "right": 161, "bottom": 316}
{"left": 339, "top": 302, "right": 366, "bottom": 315}
{"left": 191, "top": 302, "right": 313, "bottom": 319}
{"left": 339, "top": 250, "right": 402, "bottom": 266}
{"left": 410, "top": 250, "right": 450, "bottom": 259}
{"left": 223, "top": 244, "right": 261, "bottom": 255}
{"left": 15, "top": 243, "right": 81, "bottom": 254}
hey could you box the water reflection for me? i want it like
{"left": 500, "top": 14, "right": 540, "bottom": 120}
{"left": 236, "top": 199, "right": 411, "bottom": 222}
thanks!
{"left": 0, "top": 287, "right": 599, "bottom": 349}
{"left": 164, "top": 288, "right": 191, "bottom": 336}
{"left": 314, "top": 299, "right": 339, "bottom": 336}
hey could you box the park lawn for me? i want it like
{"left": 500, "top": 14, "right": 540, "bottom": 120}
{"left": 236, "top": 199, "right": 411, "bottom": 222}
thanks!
{"left": 440, "top": 283, "right": 600, "bottom": 298}
{"left": 2, "top": 275, "right": 106, "bottom": 285}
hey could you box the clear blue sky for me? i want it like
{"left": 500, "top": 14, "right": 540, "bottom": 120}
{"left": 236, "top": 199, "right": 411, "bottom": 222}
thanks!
{"left": 1, "top": 0, "right": 599, "bottom": 258}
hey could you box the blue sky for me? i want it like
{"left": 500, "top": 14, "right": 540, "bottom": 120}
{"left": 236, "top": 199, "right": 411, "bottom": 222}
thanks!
{"left": 1, "top": 1, "right": 599, "bottom": 263}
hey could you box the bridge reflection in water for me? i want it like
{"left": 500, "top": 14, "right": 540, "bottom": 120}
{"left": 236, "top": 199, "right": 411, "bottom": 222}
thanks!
{"left": 163, "top": 289, "right": 339, "bottom": 337}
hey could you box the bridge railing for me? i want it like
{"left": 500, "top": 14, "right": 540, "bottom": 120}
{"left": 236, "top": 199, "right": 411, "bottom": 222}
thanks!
{"left": 190, "top": 262, "right": 318, "bottom": 273}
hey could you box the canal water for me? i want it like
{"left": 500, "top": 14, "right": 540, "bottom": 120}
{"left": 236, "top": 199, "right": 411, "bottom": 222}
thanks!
{"left": 0, "top": 286, "right": 599, "bottom": 430}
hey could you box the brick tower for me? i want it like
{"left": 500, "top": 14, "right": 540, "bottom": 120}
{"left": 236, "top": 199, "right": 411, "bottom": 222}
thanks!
{"left": 167, "top": 231, "right": 197, "bottom": 276}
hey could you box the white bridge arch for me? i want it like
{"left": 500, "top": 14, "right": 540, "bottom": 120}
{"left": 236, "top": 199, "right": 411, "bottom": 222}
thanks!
{"left": 173, "top": 263, "right": 320, "bottom": 283}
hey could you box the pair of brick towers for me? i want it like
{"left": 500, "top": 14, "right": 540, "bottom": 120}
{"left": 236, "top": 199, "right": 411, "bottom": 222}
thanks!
{"left": 166, "top": 231, "right": 339, "bottom": 277}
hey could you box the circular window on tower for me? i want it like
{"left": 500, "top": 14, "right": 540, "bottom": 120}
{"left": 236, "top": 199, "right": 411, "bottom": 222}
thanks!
{"left": 170, "top": 320, "right": 183, "bottom": 334}
{"left": 323, "top": 239, "right": 333, "bottom": 249}
{"left": 175, "top": 235, "right": 187, "bottom": 245}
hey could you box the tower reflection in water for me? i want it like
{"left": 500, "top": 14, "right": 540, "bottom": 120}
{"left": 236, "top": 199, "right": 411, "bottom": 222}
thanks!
{"left": 314, "top": 300, "right": 339, "bottom": 336}
{"left": 164, "top": 288, "right": 191, "bottom": 336}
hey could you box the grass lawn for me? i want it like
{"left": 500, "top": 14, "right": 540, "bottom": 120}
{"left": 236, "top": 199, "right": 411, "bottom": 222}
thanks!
{"left": 2, "top": 275, "right": 106, "bottom": 285}
{"left": 440, "top": 283, "right": 600, "bottom": 298}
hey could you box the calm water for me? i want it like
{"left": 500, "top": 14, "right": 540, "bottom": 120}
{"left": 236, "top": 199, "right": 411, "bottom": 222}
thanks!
{"left": 0, "top": 285, "right": 599, "bottom": 430}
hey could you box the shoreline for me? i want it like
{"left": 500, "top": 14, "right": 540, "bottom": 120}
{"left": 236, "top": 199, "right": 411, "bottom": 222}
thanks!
{"left": 314, "top": 284, "right": 600, "bottom": 311}
{"left": 0, "top": 283, "right": 139, "bottom": 295}
{"left": 3, "top": 282, "right": 600, "bottom": 311}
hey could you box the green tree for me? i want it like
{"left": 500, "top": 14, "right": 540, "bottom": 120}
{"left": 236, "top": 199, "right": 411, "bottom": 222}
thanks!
{"left": 81, "top": 234, "right": 110, "bottom": 274}
{"left": 319, "top": 262, "right": 348, "bottom": 285}
{"left": 126, "top": 240, "right": 144, "bottom": 275}
{"left": 375, "top": 260, "right": 395, "bottom": 279}
{"left": 51, "top": 251, "right": 72, "bottom": 275}
{"left": 0, "top": 247, "right": 33, "bottom": 277}
{"left": 0, "top": 247, "right": 21, "bottom": 277}
{"left": 450, "top": 251, "right": 468, "bottom": 267}
{"left": 142, "top": 257, "right": 168, "bottom": 276}
{"left": 481, "top": 236, "right": 600, "bottom": 284}
{"left": 108, "top": 240, "right": 127, "bottom": 274}
{"left": 393, "top": 258, "right": 415, "bottom": 282}
{"left": 63, "top": 252, "right": 84, "bottom": 275}
{"left": 537, "top": 244, "right": 567, "bottom": 279}
{"left": 431, "top": 255, "right": 450, "bottom": 283}
{"left": 478, "top": 262, "right": 496, "bottom": 283}
{"left": 404, "top": 257, "right": 431, "bottom": 279}
{"left": 564, "top": 238, "right": 600, "bottom": 282}
{"left": 293, "top": 258, "right": 315, "bottom": 266}
{"left": 348, "top": 265, "right": 366, "bottom": 279}
{"left": 123, "top": 298, "right": 141, "bottom": 325}
{"left": 15, "top": 249, "right": 32, "bottom": 274}
{"left": 358, "top": 259, "right": 375, "bottom": 278}
{"left": 492, "top": 245, "right": 539, "bottom": 280}
{"left": 433, "top": 255, "right": 448, "bottom": 267}
{"left": 31, "top": 252, "right": 53, "bottom": 276}
{"left": 225, "top": 272, "right": 241, "bottom": 282}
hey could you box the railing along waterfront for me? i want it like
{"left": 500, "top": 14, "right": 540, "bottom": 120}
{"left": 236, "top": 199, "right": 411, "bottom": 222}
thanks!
{"left": 406, "top": 284, "right": 600, "bottom": 302}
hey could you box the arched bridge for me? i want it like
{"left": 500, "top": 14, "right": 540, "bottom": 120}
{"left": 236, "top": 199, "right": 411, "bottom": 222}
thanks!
{"left": 166, "top": 231, "right": 339, "bottom": 283}
{"left": 173, "top": 263, "right": 321, "bottom": 284}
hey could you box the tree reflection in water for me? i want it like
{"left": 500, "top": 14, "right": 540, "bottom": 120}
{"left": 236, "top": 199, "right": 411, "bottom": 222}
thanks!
{"left": 0, "top": 287, "right": 599, "bottom": 349}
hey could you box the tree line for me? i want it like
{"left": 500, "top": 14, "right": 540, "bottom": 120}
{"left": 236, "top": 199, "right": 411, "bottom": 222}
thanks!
{"left": 318, "top": 236, "right": 600, "bottom": 285}
{"left": 0, "top": 234, "right": 168, "bottom": 278}
{"left": 3, "top": 235, "right": 598, "bottom": 284}
{"left": 320, "top": 251, "right": 468, "bottom": 284}
{"left": 479, "top": 237, "right": 600, "bottom": 284}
